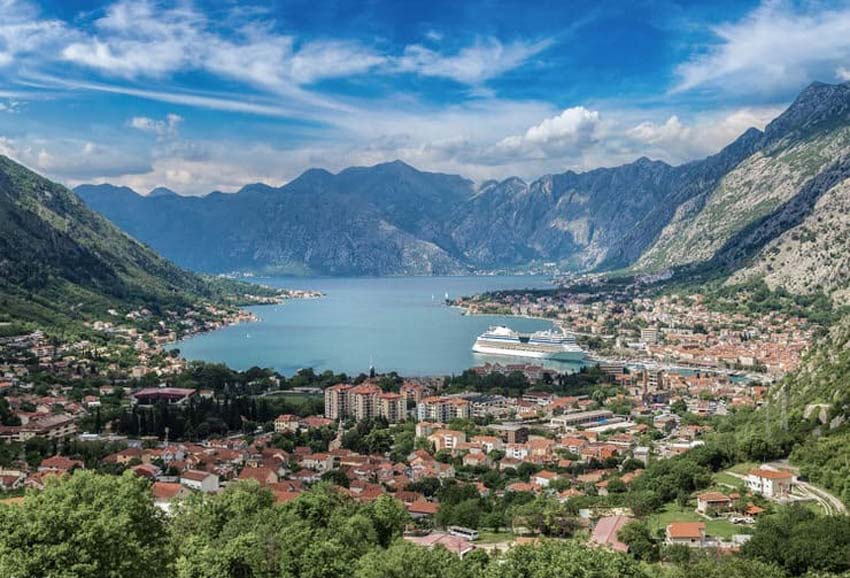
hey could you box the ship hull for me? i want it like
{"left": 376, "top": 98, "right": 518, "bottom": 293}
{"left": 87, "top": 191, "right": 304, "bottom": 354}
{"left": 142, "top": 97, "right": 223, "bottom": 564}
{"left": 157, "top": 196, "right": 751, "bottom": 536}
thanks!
{"left": 472, "top": 343, "right": 585, "bottom": 362}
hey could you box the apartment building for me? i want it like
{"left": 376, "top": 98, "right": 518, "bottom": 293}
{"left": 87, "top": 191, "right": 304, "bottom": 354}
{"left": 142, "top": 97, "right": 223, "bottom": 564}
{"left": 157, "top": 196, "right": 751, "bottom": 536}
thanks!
{"left": 416, "top": 396, "right": 471, "bottom": 423}
{"left": 323, "top": 383, "right": 406, "bottom": 423}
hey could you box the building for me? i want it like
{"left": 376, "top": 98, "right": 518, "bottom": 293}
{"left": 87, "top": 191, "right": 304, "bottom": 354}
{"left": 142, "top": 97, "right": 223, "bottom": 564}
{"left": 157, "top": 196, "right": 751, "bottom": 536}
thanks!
{"left": 665, "top": 522, "right": 705, "bottom": 547}
{"left": 641, "top": 327, "right": 659, "bottom": 345}
{"left": 274, "top": 414, "right": 300, "bottom": 434}
{"left": 696, "top": 492, "right": 732, "bottom": 514}
{"left": 550, "top": 410, "right": 614, "bottom": 430}
{"left": 489, "top": 423, "right": 529, "bottom": 444}
{"left": 416, "top": 396, "right": 471, "bottom": 423}
{"left": 180, "top": 470, "right": 220, "bottom": 493}
{"left": 428, "top": 429, "right": 467, "bottom": 452}
{"left": 378, "top": 392, "right": 405, "bottom": 423}
{"left": 591, "top": 515, "right": 631, "bottom": 553}
{"left": 0, "top": 414, "right": 77, "bottom": 443}
{"left": 324, "top": 384, "right": 351, "bottom": 420}
{"left": 350, "top": 384, "right": 382, "bottom": 421}
{"left": 132, "top": 387, "right": 195, "bottom": 405}
{"left": 746, "top": 467, "right": 795, "bottom": 498}
{"left": 324, "top": 383, "right": 406, "bottom": 423}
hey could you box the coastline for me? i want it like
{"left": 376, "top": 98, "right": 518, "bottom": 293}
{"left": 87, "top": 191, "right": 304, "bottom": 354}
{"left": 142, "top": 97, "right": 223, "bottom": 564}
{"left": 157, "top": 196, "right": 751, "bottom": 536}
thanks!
{"left": 451, "top": 301, "right": 768, "bottom": 382}
{"left": 169, "top": 288, "right": 324, "bottom": 347}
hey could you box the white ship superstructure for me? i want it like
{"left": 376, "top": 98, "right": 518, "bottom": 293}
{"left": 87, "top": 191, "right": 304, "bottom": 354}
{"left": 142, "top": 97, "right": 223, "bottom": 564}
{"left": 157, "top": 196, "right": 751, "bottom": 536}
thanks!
{"left": 472, "top": 326, "right": 585, "bottom": 361}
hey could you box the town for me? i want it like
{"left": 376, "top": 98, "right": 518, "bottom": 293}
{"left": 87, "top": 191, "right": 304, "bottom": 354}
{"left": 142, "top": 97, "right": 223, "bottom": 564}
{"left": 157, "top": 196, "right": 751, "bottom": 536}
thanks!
{"left": 0, "top": 289, "right": 837, "bottom": 564}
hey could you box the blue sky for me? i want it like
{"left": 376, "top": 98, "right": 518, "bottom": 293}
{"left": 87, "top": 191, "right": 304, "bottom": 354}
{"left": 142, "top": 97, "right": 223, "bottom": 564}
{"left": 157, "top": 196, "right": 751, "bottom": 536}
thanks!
{"left": 1, "top": 0, "right": 849, "bottom": 194}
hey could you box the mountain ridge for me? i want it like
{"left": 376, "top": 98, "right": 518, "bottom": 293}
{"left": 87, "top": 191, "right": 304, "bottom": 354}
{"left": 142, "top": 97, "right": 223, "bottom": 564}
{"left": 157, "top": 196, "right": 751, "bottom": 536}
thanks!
{"left": 75, "top": 81, "right": 850, "bottom": 295}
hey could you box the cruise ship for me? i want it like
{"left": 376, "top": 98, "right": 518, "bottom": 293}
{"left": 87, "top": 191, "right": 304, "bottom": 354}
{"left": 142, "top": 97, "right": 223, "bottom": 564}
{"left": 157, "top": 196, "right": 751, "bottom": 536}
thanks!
{"left": 472, "top": 326, "right": 585, "bottom": 361}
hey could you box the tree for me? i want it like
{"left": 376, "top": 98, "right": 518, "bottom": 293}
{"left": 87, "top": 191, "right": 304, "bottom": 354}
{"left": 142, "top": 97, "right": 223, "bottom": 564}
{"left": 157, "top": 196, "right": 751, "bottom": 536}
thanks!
{"left": 354, "top": 541, "right": 472, "bottom": 578}
{"left": 321, "top": 468, "right": 350, "bottom": 488}
{"left": 617, "top": 520, "right": 659, "bottom": 562}
{"left": 742, "top": 504, "right": 850, "bottom": 576}
{"left": 365, "top": 495, "right": 410, "bottom": 547}
{"left": 0, "top": 471, "right": 171, "bottom": 578}
{"left": 487, "top": 540, "right": 645, "bottom": 578}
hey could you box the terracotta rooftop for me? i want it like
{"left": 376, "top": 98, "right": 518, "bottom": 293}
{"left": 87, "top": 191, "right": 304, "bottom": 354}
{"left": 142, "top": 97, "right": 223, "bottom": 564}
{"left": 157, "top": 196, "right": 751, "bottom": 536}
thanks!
{"left": 667, "top": 522, "right": 705, "bottom": 539}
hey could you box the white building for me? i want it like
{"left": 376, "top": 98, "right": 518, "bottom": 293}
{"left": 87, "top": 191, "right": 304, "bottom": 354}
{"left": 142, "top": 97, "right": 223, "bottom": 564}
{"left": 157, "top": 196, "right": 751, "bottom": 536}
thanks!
{"left": 180, "top": 470, "right": 220, "bottom": 493}
{"left": 746, "top": 467, "right": 795, "bottom": 498}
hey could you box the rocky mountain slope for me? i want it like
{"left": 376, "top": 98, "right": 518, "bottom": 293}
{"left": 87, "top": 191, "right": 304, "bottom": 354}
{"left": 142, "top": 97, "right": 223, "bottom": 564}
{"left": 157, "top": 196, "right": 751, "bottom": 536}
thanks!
{"left": 639, "top": 83, "right": 850, "bottom": 281}
{"left": 76, "top": 82, "right": 850, "bottom": 286}
{"left": 0, "top": 155, "right": 253, "bottom": 328}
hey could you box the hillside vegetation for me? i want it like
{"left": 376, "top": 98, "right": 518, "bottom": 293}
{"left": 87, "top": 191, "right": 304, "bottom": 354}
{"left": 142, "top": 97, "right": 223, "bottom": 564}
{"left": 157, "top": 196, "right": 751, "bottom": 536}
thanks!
{"left": 0, "top": 155, "right": 275, "bottom": 332}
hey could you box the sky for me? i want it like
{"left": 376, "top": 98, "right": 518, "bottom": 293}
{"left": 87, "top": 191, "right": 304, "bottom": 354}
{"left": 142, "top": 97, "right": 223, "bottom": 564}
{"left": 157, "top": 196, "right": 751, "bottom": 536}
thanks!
{"left": 1, "top": 0, "right": 850, "bottom": 195}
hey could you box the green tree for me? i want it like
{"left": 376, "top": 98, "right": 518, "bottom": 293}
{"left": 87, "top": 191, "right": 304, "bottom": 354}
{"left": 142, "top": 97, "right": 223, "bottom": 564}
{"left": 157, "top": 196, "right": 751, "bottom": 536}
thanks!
{"left": 0, "top": 471, "right": 171, "bottom": 578}
{"left": 365, "top": 495, "right": 410, "bottom": 547}
{"left": 486, "top": 539, "right": 646, "bottom": 578}
{"left": 617, "top": 520, "right": 659, "bottom": 562}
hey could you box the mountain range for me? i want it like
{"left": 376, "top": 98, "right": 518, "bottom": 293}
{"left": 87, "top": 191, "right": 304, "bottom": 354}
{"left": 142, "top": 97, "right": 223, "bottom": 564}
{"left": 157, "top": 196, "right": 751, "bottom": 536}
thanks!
{"left": 65, "top": 81, "right": 850, "bottom": 299}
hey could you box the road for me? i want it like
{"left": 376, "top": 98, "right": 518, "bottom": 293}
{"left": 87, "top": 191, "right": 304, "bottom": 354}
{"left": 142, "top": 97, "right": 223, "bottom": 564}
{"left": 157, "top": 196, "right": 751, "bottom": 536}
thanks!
{"left": 796, "top": 480, "right": 847, "bottom": 515}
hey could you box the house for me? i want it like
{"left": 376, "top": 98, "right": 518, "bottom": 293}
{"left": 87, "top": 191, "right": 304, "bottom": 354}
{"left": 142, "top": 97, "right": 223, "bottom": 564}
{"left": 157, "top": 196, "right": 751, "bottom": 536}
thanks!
{"left": 274, "top": 414, "right": 300, "bottom": 433}
{"left": 462, "top": 453, "right": 489, "bottom": 468}
{"left": 428, "top": 429, "right": 466, "bottom": 453}
{"left": 180, "top": 470, "right": 220, "bottom": 493}
{"left": 151, "top": 482, "right": 190, "bottom": 513}
{"left": 696, "top": 492, "right": 732, "bottom": 514}
{"left": 746, "top": 467, "right": 795, "bottom": 498}
{"left": 238, "top": 466, "right": 279, "bottom": 486}
{"left": 665, "top": 522, "right": 706, "bottom": 547}
{"left": 407, "top": 500, "right": 439, "bottom": 519}
{"left": 404, "top": 532, "right": 476, "bottom": 558}
{"left": 0, "top": 471, "right": 25, "bottom": 491}
{"left": 38, "top": 455, "right": 83, "bottom": 473}
{"left": 591, "top": 515, "right": 631, "bottom": 553}
{"left": 532, "top": 470, "right": 559, "bottom": 488}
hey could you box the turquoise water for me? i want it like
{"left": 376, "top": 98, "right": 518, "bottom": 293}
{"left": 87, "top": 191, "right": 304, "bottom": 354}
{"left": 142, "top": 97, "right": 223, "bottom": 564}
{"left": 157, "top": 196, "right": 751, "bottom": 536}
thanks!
{"left": 174, "top": 276, "right": 585, "bottom": 376}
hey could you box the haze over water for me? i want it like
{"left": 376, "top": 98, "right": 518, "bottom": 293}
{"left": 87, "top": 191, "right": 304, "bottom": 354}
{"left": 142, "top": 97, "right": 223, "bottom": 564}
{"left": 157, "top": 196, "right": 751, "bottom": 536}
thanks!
{"left": 174, "top": 276, "right": 585, "bottom": 376}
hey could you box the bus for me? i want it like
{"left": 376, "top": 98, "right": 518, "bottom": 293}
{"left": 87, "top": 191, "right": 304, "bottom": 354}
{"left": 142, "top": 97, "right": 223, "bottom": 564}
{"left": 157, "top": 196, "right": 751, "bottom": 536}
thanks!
{"left": 447, "top": 526, "right": 479, "bottom": 541}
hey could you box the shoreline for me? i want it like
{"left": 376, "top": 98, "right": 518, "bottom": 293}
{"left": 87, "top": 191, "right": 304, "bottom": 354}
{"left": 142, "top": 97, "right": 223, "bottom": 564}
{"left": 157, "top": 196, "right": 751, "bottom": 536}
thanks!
{"left": 451, "top": 302, "right": 769, "bottom": 383}
{"left": 168, "top": 289, "right": 324, "bottom": 348}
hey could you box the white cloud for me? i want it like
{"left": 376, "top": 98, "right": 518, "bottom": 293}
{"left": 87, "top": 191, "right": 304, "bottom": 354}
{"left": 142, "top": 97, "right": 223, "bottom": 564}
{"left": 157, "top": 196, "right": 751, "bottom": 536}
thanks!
{"left": 0, "top": 0, "right": 69, "bottom": 67}
{"left": 837, "top": 66, "right": 850, "bottom": 81}
{"left": 59, "top": 0, "right": 536, "bottom": 96}
{"left": 625, "top": 107, "right": 781, "bottom": 163}
{"left": 675, "top": 1, "right": 850, "bottom": 95}
{"left": 0, "top": 135, "right": 152, "bottom": 180}
{"left": 128, "top": 113, "right": 182, "bottom": 138}
{"left": 395, "top": 37, "right": 552, "bottom": 84}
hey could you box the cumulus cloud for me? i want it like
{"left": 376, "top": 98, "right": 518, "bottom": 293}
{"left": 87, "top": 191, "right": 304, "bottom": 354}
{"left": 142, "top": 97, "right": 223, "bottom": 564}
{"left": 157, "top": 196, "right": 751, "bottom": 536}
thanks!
{"left": 674, "top": 1, "right": 850, "bottom": 95}
{"left": 837, "top": 66, "right": 850, "bottom": 82}
{"left": 128, "top": 113, "right": 182, "bottom": 138}
{"left": 625, "top": 107, "right": 781, "bottom": 162}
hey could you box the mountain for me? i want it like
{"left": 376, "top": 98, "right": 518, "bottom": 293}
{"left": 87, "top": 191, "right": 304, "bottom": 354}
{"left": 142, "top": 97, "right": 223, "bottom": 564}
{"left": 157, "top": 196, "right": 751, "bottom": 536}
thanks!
{"left": 0, "top": 155, "right": 247, "bottom": 329}
{"left": 638, "top": 82, "right": 850, "bottom": 285}
{"left": 75, "top": 81, "right": 850, "bottom": 288}
{"left": 75, "top": 155, "right": 746, "bottom": 277}
{"left": 78, "top": 162, "right": 471, "bottom": 276}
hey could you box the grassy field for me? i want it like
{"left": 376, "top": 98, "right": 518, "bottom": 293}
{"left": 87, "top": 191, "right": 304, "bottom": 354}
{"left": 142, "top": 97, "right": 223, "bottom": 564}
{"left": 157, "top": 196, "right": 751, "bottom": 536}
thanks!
{"left": 727, "top": 462, "right": 758, "bottom": 475}
{"left": 476, "top": 530, "right": 516, "bottom": 544}
{"left": 713, "top": 471, "right": 746, "bottom": 489}
{"left": 646, "top": 503, "right": 742, "bottom": 539}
